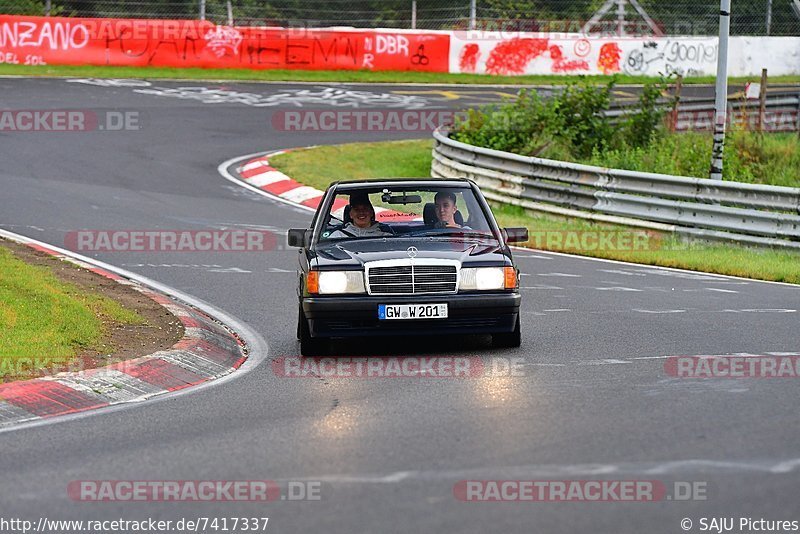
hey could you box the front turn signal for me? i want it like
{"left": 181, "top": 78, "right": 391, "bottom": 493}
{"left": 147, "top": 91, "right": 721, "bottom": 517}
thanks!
{"left": 504, "top": 266, "right": 518, "bottom": 289}
{"left": 306, "top": 271, "right": 320, "bottom": 294}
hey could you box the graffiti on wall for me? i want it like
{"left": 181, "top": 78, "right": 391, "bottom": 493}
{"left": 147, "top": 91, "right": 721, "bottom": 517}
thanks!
{"left": 623, "top": 39, "right": 717, "bottom": 77}
{"left": 3, "top": 16, "right": 796, "bottom": 77}
{"left": 0, "top": 15, "right": 450, "bottom": 72}
{"left": 450, "top": 35, "right": 720, "bottom": 77}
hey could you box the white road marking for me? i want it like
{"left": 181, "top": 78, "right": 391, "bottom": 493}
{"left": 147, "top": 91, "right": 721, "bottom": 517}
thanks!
{"left": 537, "top": 272, "right": 581, "bottom": 278}
{"left": 632, "top": 309, "right": 686, "bottom": 314}
{"left": 579, "top": 359, "right": 632, "bottom": 365}
{"left": 543, "top": 309, "right": 571, "bottom": 312}
{"left": 596, "top": 286, "right": 642, "bottom": 292}
{"left": 718, "top": 309, "right": 797, "bottom": 314}
{"left": 631, "top": 269, "right": 731, "bottom": 281}
{"left": 284, "top": 457, "right": 800, "bottom": 484}
{"left": 208, "top": 267, "right": 252, "bottom": 273}
{"left": 520, "top": 285, "right": 564, "bottom": 290}
{"left": 598, "top": 269, "right": 646, "bottom": 276}
{"left": 705, "top": 288, "right": 739, "bottom": 293}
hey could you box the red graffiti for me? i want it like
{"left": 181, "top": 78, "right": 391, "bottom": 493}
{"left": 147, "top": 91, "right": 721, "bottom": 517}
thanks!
{"left": 485, "top": 38, "right": 549, "bottom": 75}
{"left": 459, "top": 43, "right": 480, "bottom": 73}
{"left": 598, "top": 42, "right": 622, "bottom": 74}
{"left": 549, "top": 44, "right": 588, "bottom": 73}
{"left": 0, "top": 14, "right": 450, "bottom": 73}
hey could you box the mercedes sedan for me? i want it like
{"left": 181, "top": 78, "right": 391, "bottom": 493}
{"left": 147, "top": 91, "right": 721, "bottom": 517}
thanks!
{"left": 288, "top": 178, "right": 528, "bottom": 356}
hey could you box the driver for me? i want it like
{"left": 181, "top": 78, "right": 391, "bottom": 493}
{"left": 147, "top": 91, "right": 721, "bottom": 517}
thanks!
{"left": 329, "top": 192, "right": 391, "bottom": 238}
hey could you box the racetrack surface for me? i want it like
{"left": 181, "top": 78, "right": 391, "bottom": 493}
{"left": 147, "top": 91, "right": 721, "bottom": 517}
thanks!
{"left": 1, "top": 78, "right": 799, "bottom": 533}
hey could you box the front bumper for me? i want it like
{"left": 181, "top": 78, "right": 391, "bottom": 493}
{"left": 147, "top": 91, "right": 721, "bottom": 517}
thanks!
{"left": 302, "top": 292, "right": 520, "bottom": 338}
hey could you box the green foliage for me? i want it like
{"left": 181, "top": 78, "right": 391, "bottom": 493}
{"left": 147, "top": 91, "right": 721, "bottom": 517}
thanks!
{"left": 587, "top": 131, "right": 800, "bottom": 187}
{"left": 623, "top": 78, "right": 666, "bottom": 148}
{"left": 0, "top": 0, "right": 62, "bottom": 15}
{"left": 451, "top": 77, "right": 669, "bottom": 159}
{"left": 451, "top": 78, "right": 797, "bottom": 187}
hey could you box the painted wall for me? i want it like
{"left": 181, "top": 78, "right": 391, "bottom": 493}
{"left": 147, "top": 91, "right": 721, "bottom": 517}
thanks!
{"left": 0, "top": 15, "right": 449, "bottom": 72}
{"left": 0, "top": 16, "right": 797, "bottom": 76}
{"left": 450, "top": 32, "right": 800, "bottom": 77}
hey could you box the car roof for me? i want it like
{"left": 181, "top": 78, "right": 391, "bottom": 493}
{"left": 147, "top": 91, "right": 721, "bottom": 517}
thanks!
{"left": 330, "top": 177, "right": 474, "bottom": 190}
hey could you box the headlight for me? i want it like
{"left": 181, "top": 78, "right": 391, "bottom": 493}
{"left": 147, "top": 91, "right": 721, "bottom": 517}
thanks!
{"left": 460, "top": 267, "right": 517, "bottom": 290}
{"left": 312, "top": 270, "right": 366, "bottom": 294}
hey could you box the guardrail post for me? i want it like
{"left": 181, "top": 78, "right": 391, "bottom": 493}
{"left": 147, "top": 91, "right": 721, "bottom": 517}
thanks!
{"left": 44, "top": 0, "right": 51, "bottom": 16}
{"left": 199, "top": 0, "right": 206, "bottom": 21}
{"left": 796, "top": 97, "right": 800, "bottom": 137}
{"left": 226, "top": 0, "right": 233, "bottom": 26}
{"left": 758, "top": 68, "right": 768, "bottom": 134}
{"left": 669, "top": 75, "right": 683, "bottom": 133}
{"left": 412, "top": 0, "right": 417, "bottom": 29}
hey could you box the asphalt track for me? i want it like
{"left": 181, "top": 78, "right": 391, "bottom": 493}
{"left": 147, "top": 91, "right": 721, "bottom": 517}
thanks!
{"left": 1, "top": 78, "right": 799, "bottom": 534}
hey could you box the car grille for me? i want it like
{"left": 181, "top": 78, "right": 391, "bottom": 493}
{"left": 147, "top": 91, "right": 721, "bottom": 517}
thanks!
{"left": 368, "top": 264, "right": 458, "bottom": 295}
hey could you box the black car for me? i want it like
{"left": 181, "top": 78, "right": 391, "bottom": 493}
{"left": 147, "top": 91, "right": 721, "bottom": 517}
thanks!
{"left": 288, "top": 178, "right": 528, "bottom": 356}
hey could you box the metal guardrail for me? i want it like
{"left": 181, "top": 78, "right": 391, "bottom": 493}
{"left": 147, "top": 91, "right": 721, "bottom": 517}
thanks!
{"left": 431, "top": 128, "right": 800, "bottom": 249}
{"left": 605, "top": 91, "right": 800, "bottom": 132}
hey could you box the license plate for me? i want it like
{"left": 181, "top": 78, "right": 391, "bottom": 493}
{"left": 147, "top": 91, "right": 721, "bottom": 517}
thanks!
{"left": 378, "top": 303, "right": 448, "bottom": 320}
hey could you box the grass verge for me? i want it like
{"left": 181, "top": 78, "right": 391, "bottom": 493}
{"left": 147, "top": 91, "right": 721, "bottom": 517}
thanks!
{"left": 585, "top": 131, "right": 800, "bottom": 188}
{"left": 0, "top": 240, "right": 145, "bottom": 380}
{"left": 269, "top": 139, "right": 800, "bottom": 284}
{"left": 2, "top": 64, "right": 799, "bottom": 85}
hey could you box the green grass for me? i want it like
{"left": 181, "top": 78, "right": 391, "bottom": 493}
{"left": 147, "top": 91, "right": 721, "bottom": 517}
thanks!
{"left": 0, "top": 245, "right": 143, "bottom": 379}
{"left": 584, "top": 131, "right": 800, "bottom": 187}
{"left": 2, "top": 63, "right": 799, "bottom": 85}
{"left": 270, "top": 139, "right": 433, "bottom": 191}
{"left": 269, "top": 139, "right": 800, "bottom": 284}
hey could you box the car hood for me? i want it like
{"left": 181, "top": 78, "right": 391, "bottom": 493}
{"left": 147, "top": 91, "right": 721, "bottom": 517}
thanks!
{"left": 312, "top": 237, "right": 510, "bottom": 268}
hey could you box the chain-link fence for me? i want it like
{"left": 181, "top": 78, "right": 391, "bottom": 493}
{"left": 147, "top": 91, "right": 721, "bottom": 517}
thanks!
{"left": 1, "top": 0, "right": 799, "bottom": 36}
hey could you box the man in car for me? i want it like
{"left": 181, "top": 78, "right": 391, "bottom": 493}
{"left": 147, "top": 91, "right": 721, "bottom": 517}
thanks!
{"left": 328, "top": 192, "right": 391, "bottom": 238}
{"left": 434, "top": 190, "right": 464, "bottom": 228}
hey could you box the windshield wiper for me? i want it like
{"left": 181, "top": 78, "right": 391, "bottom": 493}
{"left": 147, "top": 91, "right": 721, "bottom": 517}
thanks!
{"left": 405, "top": 229, "right": 493, "bottom": 239}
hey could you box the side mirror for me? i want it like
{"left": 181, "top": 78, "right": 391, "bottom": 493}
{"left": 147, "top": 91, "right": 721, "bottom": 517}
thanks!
{"left": 287, "top": 229, "right": 309, "bottom": 248}
{"left": 503, "top": 227, "right": 529, "bottom": 243}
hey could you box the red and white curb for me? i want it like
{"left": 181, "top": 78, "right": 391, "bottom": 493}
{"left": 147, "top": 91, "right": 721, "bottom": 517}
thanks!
{"left": 0, "top": 232, "right": 249, "bottom": 429}
{"left": 236, "top": 150, "right": 418, "bottom": 221}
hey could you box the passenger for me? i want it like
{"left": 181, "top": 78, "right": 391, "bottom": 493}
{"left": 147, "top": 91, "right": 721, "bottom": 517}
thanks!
{"left": 434, "top": 191, "right": 464, "bottom": 228}
{"left": 329, "top": 192, "right": 391, "bottom": 238}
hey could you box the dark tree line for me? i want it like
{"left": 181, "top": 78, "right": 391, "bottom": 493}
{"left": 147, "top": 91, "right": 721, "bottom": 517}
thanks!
{"left": 1, "top": 0, "right": 797, "bottom": 35}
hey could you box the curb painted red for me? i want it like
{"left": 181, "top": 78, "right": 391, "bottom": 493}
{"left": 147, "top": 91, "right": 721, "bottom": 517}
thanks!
{"left": 0, "top": 239, "right": 247, "bottom": 428}
{"left": 236, "top": 151, "right": 419, "bottom": 221}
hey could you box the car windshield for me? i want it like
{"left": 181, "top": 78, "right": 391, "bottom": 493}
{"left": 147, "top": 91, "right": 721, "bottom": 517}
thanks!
{"left": 317, "top": 185, "right": 498, "bottom": 242}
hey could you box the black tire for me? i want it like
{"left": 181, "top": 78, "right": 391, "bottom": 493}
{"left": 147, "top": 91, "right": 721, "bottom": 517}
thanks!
{"left": 299, "top": 310, "right": 328, "bottom": 356}
{"left": 492, "top": 316, "right": 521, "bottom": 348}
{"left": 296, "top": 306, "right": 302, "bottom": 340}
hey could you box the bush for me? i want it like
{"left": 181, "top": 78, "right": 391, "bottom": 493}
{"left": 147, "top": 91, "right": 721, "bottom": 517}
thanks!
{"left": 451, "top": 76, "right": 670, "bottom": 160}
{"left": 449, "top": 77, "right": 799, "bottom": 187}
